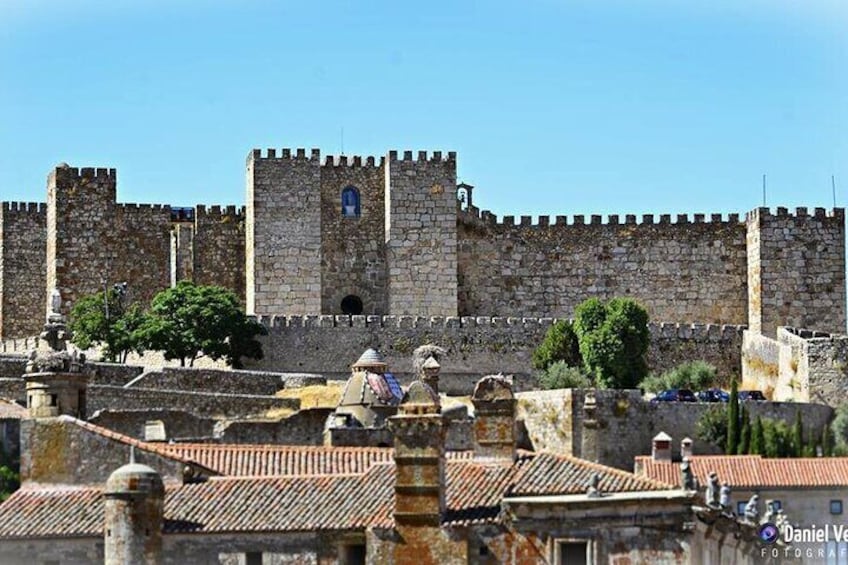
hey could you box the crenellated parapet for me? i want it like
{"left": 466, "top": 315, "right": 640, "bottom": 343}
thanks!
{"left": 2, "top": 202, "right": 46, "bottom": 214}
{"left": 460, "top": 207, "right": 747, "bottom": 229}
{"left": 248, "top": 148, "right": 321, "bottom": 163}
{"left": 321, "top": 154, "right": 385, "bottom": 168}
{"left": 195, "top": 204, "right": 245, "bottom": 219}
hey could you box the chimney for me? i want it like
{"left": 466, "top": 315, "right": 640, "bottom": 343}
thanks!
{"left": 421, "top": 356, "right": 441, "bottom": 395}
{"left": 387, "top": 381, "right": 445, "bottom": 526}
{"left": 652, "top": 432, "right": 672, "bottom": 462}
{"left": 471, "top": 375, "right": 516, "bottom": 461}
{"left": 681, "top": 437, "right": 694, "bottom": 460}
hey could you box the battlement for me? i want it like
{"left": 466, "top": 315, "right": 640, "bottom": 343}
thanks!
{"left": 387, "top": 150, "right": 456, "bottom": 163}
{"left": 321, "top": 155, "right": 385, "bottom": 168}
{"left": 196, "top": 204, "right": 245, "bottom": 218}
{"left": 248, "top": 148, "right": 321, "bottom": 163}
{"left": 459, "top": 207, "right": 747, "bottom": 228}
{"left": 115, "top": 203, "right": 170, "bottom": 214}
{"left": 53, "top": 165, "right": 117, "bottom": 180}
{"left": 251, "top": 314, "right": 747, "bottom": 341}
{"left": 746, "top": 206, "right": 845, "bottom": 222}
{"left": 1, "top": 202, "right": 46, "bottom": 214}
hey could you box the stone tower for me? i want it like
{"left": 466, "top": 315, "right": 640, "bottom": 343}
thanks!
{"left": 747, "top": 207, "right": 846, "bottom": 336}
{"left": 103, "top": 452, "right": 165, "bottom": 565}
{"left": 246, "top": 149, "right": 322, "bottom": 316}
{"left": 385, "top": 151, "right": 458, "bottom": 316}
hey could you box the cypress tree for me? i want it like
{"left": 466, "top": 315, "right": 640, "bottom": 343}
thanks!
{"left": 726, "top": 379, "right": 739, "bottom": 455}
{"left": 750, "top": 416, "right": 765, "bottom": 455}
{"left": 738, "top": 406, "right": 751, "bottom": 455}
{"left": 792, "top": 410, "right": 804, "bottom": 458}
{"left": 763, "top": 419, "right": 779, "bottom": 457}
{"left": 822, "top": 424, "right": 832, "bottom": 457}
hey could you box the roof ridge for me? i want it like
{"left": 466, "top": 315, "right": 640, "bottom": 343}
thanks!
{"left": 542, "top": 452, "right": 677, "bottom": 490}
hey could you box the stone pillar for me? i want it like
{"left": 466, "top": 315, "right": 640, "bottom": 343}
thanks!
{"left": 169, "top": 223, "right": 194, "bottom": 286}
{"left": 388, "top": 381, "right": 445, "bottom": 526}
{"left": 103, "top": 456, "right": 164, "bottom": 565}
{"left": 681, "top": 437, "right": 694, "bottom": 459}
{"left": 471, "top": 375, "right": 516, "bottom": 461}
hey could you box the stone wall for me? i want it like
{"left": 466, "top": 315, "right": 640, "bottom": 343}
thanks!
{"left": 747, "top": 207, "right": 846, "bottom": 336}
{"left": 193, "top": 205, "right": 246, "bottom": 303}
{"left": 88, "top": 409, "right": 217, "bottom": 441}
{"left": 458, "top": 210, "right": 748, "bottom": 323}
{"left": 0, "top": 202, "right": 46, "bottom": 338}
{"left": 246, "top": 315, "right": 745, "bottom": 392}
{"left": 215, "top": 407, "right": 333, "bottom": 445}
{"left": 87, "top": 385, "right": 299, "bottom": 419}
{"left": 125, "top": 367, "right": 324, "bottom": 396}
{"left": 246, "top": 149, "right": 322, "bottom": 316}
{"left": 385, "top": 151, "right": 458, "bottom": 316}
{"left": 516, "top": 389, "right": 834, "bottom": 471}
{"left": 114, "top": 203, "right": 172, "bottom": 307}
{"left": 320, "top": 156, "right": 388, "bottom": 316}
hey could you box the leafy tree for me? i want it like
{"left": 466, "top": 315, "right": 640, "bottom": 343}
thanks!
{"left": 831, "top": 405, "right": 848, "bottom": 455}
{"left": 538, "top": 361, "right": 591, "bottom": 390}
{"left": 69, "top": 288, "right": 146, "bottom": 363}
{"left": 135, "top": 282, "right": 267, "bottom": 368}
{"left": 726, "top": 379, "right": 739, "bottom": 455}
{"left": 0, "top": 452, "right": 19, "bottom": 502}
{"left": 750, "top": 416, "right": 765, "bottom": 455}
{"left": 573, "top": 297, "right": 649, "bottom": 389}
{"left": 822, "top": 423, "right": 833, "bottom": 457}
{"left": 737, "top": 406, "right": 751, "bottom": 455}
{"left": 532, "top": 320, "right": 581, "bottom": 370}
{"left": 640, "top": 360, "right": 718, "bottom": 393}
{"left": 763, "top": 419, "right": 791, "bottom": 458}
{"left": 696, "top": 406, "right": 728, "bottom": 449}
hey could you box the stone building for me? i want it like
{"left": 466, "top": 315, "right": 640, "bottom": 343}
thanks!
{"left": 0, "top": 376, "right": 765, "bottom": 564}
{"left": 1, "top": 149, "right": 844, "bottom": 340}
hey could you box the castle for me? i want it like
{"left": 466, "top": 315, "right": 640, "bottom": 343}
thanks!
{"left": 0, "top": 148, "right": 845, "bottom": 342}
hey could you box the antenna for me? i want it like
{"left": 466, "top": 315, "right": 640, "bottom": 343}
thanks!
{"left": 762, "top": 174, "right": 767, "bottom": 207}
{"left": 832, "top": 175, "right": 837, "bottom": 209}
{"left": 129, "top": 445, "right": 135, "bottom": 464}
{"left": 340, "top": 127, "right": 345, "bottom": 156}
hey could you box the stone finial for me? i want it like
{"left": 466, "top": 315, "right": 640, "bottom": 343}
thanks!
{"left": 421, "top": 356, "right": 441, "bottom": 396}
{"left": 705, "top": 471, "right": 721, "bottom": 509}
{"left": 48, "top": 288, "right": 62, "bottom": 322}
{"left": 680, "top": 458, "right": 697, "bottom": 491}
{"left": 412, "top": 344, "right": 446, "bottom": 377}
{"left": 720, "top": 483, "right": 731, "bottom": 511}
{"left": 586, "top": 472, "right": 602, "bottom": 498}
{"left": 745, "top": 494, "right": 761, "bottom": 523}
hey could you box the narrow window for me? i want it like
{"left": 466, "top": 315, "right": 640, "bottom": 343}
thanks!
{"left": 832, "top": 500, "right": 843, "bottom": 515}
{"left": 341, "top": 186, "right": 361, "bottom": 218}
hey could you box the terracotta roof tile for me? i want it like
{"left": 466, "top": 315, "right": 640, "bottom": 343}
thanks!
{"left": 635, "top": 455, "right": 848, "bottom": 489}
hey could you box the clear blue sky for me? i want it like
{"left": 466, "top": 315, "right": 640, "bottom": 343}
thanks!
{"left": 0, "top": 0, "right": 845, "bottom": 218}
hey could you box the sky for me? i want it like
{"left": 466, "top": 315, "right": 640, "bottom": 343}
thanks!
{"left": 0, "top": 0, "right": 846, "bottom": 218}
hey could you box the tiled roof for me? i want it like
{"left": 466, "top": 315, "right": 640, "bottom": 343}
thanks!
{"left": 0, "top": 398, "right": 26, "bottom": 419}
{"left": 635, "top": 455, "right": 848, "bottom": 489}
{"left": 513, "top": 452, "right": 674, "bottom": 496}
{"left": 0, "top": 451, "right": 675, "bottom": 538}
{"left": 156, "top": 444, "right": 396, "bottom": 477}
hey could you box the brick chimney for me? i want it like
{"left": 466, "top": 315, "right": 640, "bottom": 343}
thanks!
{"left": 387, "top": 381, "right": 445, "bottom": 526}
{"left": 652, "top": 431, "right": 672, "bottom": 462}
{"left": 471, "top": 375, "right": 516, "bottom": 461}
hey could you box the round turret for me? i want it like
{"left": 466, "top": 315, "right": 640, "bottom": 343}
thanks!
{"left": 104, "top": 460, "right": 164, "bottom": 565}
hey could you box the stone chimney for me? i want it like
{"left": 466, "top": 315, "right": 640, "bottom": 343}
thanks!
{"left": 681, "top": 437, "right": 694, "bottom": 460}
{"left": 652, "top": 431, "right": 672, "bottom": 462}
{"left": 387, "top": 381, "right": 445, "bottom": 526}
{"left": 471, "top": 375, "right": 516, "bottom": 461}
{"left": 421, "top": 356, "right": 440, "bottom": 395}
{"left": 103, "top": 450, "right": 164, "bottom": 565}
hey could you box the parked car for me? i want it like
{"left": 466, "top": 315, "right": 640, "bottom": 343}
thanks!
{"left": 698, "top": 389, "right": 730, "bottom": 403}
{"left": 651, "top": 389, "right": 698, "bottom": 403}
{"left": 739, "top": 390, "right": 767, "bottom": 401}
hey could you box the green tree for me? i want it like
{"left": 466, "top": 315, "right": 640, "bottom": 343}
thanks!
{"left": 537, "top": 361, "right": 591, "bottom": 390}
{"left": 831, "top": 405, "right": 848, "bottom": 455}
{"left": 792, "top": 411, "right": 804, "bottom": 458}
{"left": 737, "top": 406, "right": 751, "bottom": 455}
{"left": 822, "top": 423, "right": 833, "bottom": 457}
{"left": 696, "top": 406, "right": 728, "bottom": 450}
{"left": 726, "top": 379, "right": 739, "bottom": 455}
{"left": 532, "top": 320, "right": 581, "bottom": 370}
{"left": 763, "top": 419, "right": 791, "bottom": 458}
{"left": 573, "top": 297, "right": 649, "bottom": 389}
{"left": 69, "top": 288, "right": 146, "bottom": 363}
{"left": 750, "top": 416, "right": 765, "bottom": 455}
{"left": 135, "top": 282, "right": 267, "bottom": 368}
{"left": 0, "top": 452, "right": 19, "bottom": 502}
{"left": 640, "top": 360, "right": 718, "bottom": 393}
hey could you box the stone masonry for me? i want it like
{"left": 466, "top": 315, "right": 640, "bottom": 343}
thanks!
{"left": 0, "top": 148, "right": 844, "bottom": 342}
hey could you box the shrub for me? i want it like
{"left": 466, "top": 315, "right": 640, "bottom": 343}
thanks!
{"left": 574, "top": 297, "right": 649, "bottom": 389}
{"left": 640, "top": 360, "right": 718, "bottom": 393}
{"left": 538, "top": 361, "right": 592, "bottom": 390}
{"left": 532, "top": 320, "right": 581, "bottom": 370}
{"left": 696, "top": 406, "right": 728, "bottom": 449}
